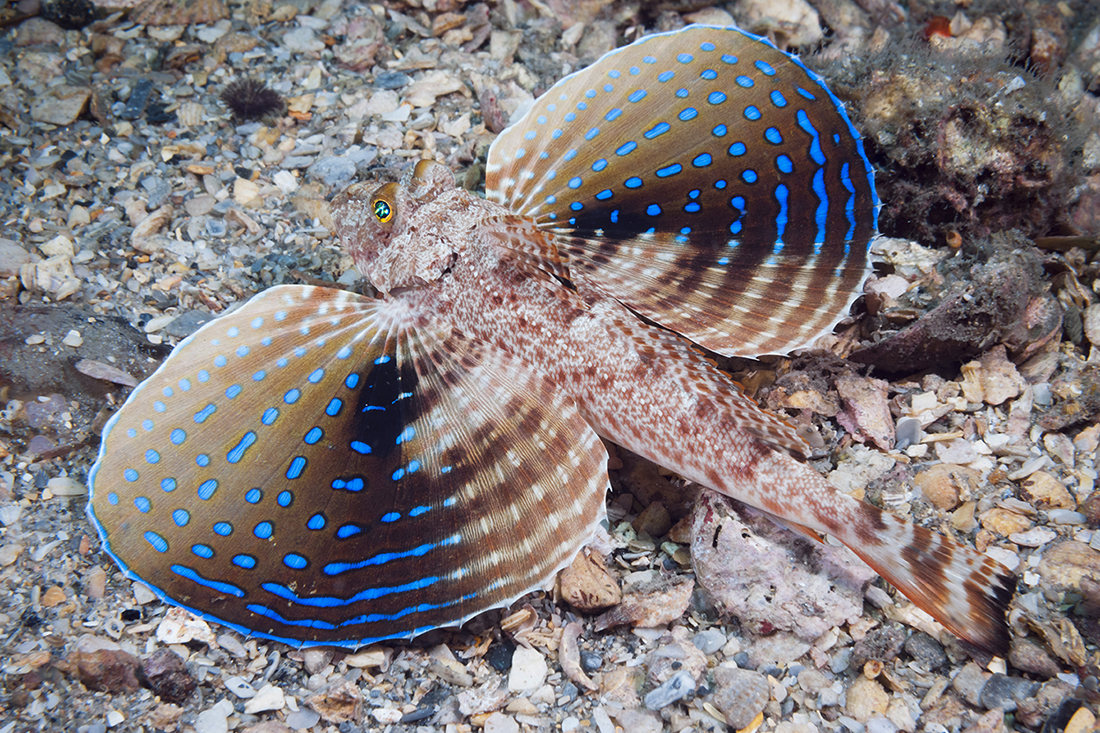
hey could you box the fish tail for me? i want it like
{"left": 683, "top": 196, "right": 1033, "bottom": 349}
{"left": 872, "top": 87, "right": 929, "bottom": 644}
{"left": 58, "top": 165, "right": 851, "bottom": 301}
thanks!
{"left": 725, "top": 450, "right": 1015, "bottom": 655}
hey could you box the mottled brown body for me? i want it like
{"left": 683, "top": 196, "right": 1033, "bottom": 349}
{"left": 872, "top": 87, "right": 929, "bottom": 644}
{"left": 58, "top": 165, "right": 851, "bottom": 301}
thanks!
{"left": 333, "top": 160, "right": 1014, "bottom": 654}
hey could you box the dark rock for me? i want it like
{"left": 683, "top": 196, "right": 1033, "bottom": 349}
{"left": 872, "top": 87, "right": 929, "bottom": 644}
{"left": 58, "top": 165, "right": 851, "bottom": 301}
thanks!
{"left": 851, "top": 627, "right": 907, "bottom": 669}
{"left": 486, "top": 638, "right": 515, "bottom": 672}
{"left": 164, "top": 310, "right": 214, "bottom": 339}
{"left": 375, "top": 71, "right": 410, "bottom": 89}
{"left": 978, "top": 673, "right": 1040, "bottom": 712}
{"left": 143, "top": 648, "right": 195, "bottom": 704}
{"left": 904, "top": 632, "right": 947, "bottom": 671}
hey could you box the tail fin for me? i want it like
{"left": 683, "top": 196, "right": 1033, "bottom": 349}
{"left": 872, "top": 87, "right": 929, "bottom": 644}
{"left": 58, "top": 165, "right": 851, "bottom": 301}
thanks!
{"left": 734, "top": 452, "right": 1015, "bottom": 655}
{"left": 834, "top": 502, "right": 1015, "bottom": 656}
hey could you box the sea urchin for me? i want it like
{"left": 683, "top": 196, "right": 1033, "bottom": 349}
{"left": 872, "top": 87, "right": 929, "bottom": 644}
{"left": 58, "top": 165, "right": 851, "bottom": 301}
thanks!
{"left": 220, "top": 79, "right": 286, "bottom": 123}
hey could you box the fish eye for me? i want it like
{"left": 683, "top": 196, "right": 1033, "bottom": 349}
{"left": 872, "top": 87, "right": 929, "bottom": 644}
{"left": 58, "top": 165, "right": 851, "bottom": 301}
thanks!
{"left": 372, "top": 198, "right": 393, "bottom": 224}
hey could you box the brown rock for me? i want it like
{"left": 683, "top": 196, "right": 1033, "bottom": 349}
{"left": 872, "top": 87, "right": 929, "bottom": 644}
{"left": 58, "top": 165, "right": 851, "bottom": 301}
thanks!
{"left": 980, "top": 507, "right": 1032, "bottom": 536}
{"left": 962, "top": 708, "right": 1007, "bottom": 733}
{"left": 593, "top": 575, "right": 693, "bottom": 631}
{"left": 143, "top": 648, "right": 195, "bottom": 704}
{"left": 1077, "top": 492, "right": 1100, "bottom": 528}
{"left": 559, "top": 550, "right": 620, "bottom": 611}
{"left": 835, "top": 373, "right": 895, "bottom": 451}
{"left": 41, "top": 586, "right": 67, "bottom": 608}
{"left": 632, "top": 501, "right": 672, "bottom": 537}
{"left": 712, "top": 666, "right": 769, "bottom": 728}
{"left": 307, "top": 679, "right": 362, "bottom": 724}
{"left": 599, "top": 666, "right": 644, "bottom": 708}
{"left": 845, "top": 675, "right": 889, "bottom": 722}
{"left": 1007, "top": 639, "right": 1062, "bottom": 678}
{"left": 1015, "top": 680, "right": 1075, "bottom": 729}
{"left": 31, "top": 86, "right": 91, "bottom": 126}
{"left": 1037, "top": 541, "right": 1100, "bottom": 594}
{"left": 66, "top": 647, "right": 142, "bottom": 693}
{"left": 914, "top": 464, "right": 982, "bottom": 511}
{"left": 1019, "top": 471, "right": 1076, "bottom": 510}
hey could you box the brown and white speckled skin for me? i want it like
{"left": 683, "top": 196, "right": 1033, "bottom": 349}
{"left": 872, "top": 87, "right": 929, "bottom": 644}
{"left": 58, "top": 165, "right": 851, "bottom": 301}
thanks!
{"left": 332, "top": 160, "right": 1014, "bottom": 654}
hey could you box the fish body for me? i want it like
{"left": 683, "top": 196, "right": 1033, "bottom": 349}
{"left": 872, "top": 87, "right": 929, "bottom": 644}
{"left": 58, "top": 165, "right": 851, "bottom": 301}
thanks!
{"left": 87, "top": 25, "right": 1014, "bottom": 652}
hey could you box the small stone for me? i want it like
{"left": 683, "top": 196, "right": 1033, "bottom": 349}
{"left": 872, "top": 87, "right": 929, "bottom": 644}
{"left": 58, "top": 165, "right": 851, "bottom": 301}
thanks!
{"left": 711, "top": 666, "right": 769, "bottom": 728}
{"left": 307, "top": 680, "right": 361, "bottom": 724}
{"left": 184, "top": 195, "right": 217, "bottom": 217}
{"left": 903, "top": 632, "right": 946, "bottom": 671}
{"left": 47, "top": 476, "right": 87, "bottom": 496}
{"left": 0, "top": 544, "right": 24, "bottom": 567}
{"left": 599, "top": 666, "right": 644, "bottom": 708}
{"left": 132, "top": 582, "right": 158, "bottom": 604}
{"left": 1007, "top": 639, "right": 1061, "bottom": 678}
{"left": 143, "top": 648, "right": 195, "bottom": 704}
{"left": 692, "top": 628, "right": 726, "bottom": 655}
{"left": 643, "top": 669, "right": 697, "bottom": 710}
{"left": 85, "top": 566, "right": 107, "bottom": 599}
{"left": 285, "top": 708, "right": 321, "bottom": 730}
{"left": 375, "top": 71, "right": 410, "bottom": 89}
{"left": 507, "top": 646, "right": 547, "bottom": 694}
{"left": 632, "top": 501, "right": 672, "bottom": 537}
{"left": 106, "top": 710, "right": 125, "bottom": 728}
{"left": 483, "top": 712, "right": 520, "bottom": 733}
{"left": 981, "top": 507, "right": 1032, "bottom": 536}
{"left": 594, "top": 574, "right": 693, "bottom": 631}
{"left": 194, "top": 699, "right": 233, "bottom": 733}
{"left": 979, "top": 674, "right": 1040, "bottom": 712}
{"left": 224, "top": 675, "right": 257, "bottom": 698}
{"left": 67, "top": 640, "right": 142, "bottom": 694}
{"left": 282, "top": 27, "right": 325, "bottom": 53}
{"left": 62, "top": 329, "right": 83, "bottom": 347}
{"left": 244, "top": 683, "right": 285, "bottom": 714}
{"left": 1008, "top": 526, "right": 1057, "bottom": 547}
{"left": 40, "top": 234, "right": 75, "bottom": 258}
{"left": 560, "top": 550, "right": 621, "bottom": 611}
{"left": 608, "top": 708, "right": 664, "bottom": 733}
{"left": 1037, "top": 540, "right": 1100, "bottom": 594}
{"left": 951, "top": 662, "right": 990, "bottom": 707}
{"left": 845, "top": 675, "right": 889, "bottom": 722}
{"left": 866, "top": 716, "right": 898, "bottom": 733}
{"left": 41, "top": 585, "right": 66, "bottom": 607}
{"left": 1019, "top": 471, "right": 1076, "bottom": 510}
{"left": 963, "top": 707, "right": 1008, "bottom": 733}
{"left": 156, "top": 607, "right": 215, "bottom": 646}
{"left": 307, "top": 156, "right": 357, "bottom": 187}
{"left": 233, "top": 178, "right": 261, "bottom": 206}
{"left": 914, "top": 464, "right": 981, "bottom": 511}
{"left": 31, "top": 85, "right": 91, "bottom": 125}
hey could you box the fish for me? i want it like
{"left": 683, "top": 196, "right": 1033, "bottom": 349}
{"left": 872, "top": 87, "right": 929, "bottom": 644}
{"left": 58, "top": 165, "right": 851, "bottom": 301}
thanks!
{"left": 86, "top": 24, "right": 1014, "bottom": 653}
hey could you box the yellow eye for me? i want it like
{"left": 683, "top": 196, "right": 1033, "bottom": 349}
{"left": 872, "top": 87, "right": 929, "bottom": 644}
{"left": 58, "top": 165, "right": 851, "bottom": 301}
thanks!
{"left": 372, "top": 198, "right": 393, "bottom": 223}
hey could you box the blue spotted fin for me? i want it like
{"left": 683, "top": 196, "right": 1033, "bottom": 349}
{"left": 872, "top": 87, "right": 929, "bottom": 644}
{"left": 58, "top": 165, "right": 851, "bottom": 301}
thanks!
{"left": 86, "top": 285, "right": 608, "bottom": 648}
{"left": 487, "top": 25, "right": 878, "bottom": 358}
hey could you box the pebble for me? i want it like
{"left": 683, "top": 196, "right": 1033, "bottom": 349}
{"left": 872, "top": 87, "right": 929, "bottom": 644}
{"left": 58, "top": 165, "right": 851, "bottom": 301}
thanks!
{"left": 692, "top": 627, "right": 726, "bottom": 655}
{"left": 285, "top": 708, "right": 321, "bottom": 730}
{"left": 979, "top": 674, "right": 1040, "bottom": 712}
{"left": 308, "top": 156, "right": 358, "bottom": 187}
{"left": 1008, "top": 526, "right": 1057, "bottom": 546}
{"left": 375, "top": 71, "right": 411, "bottom": 89}
{"left": 224, "top": 676, "right": 257, "bottom": 698}
{"left": 844, "top": 675, "right": 889, "bottom": 722}
{"left": 194, "top": 699, "right": 234, "bottom": 733}
{"left": 282, "top": 27, "right": 326, "bottom": 53}
{"left": 865, "top": 716, "right": 898, "bottom": 733}
{"left": 143, "top": 648, "right": 196, "bottom": 704}
{"left": 507, "top": 646, "right": 547, "bottom": 694}
{"left": 244, "top": 683, "right": 286, "bottom": 714}
{"left": 483, "top": 712, "right": 520, "bottom": 733}
{"left": 711, "top": 666, "right": 769, "bottom": 728}
{"left": 643, "top": 668, "right": 696, "bottom": 710}
{"left": 903, "top": 632, "right": 947, "bottom": 671}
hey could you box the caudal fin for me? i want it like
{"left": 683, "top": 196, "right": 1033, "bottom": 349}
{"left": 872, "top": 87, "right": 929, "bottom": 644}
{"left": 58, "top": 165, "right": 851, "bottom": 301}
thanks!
{"left": 741, "top": 453, "right": 1015, "bottom": 655}
{"left": 840, "top": 501, "right": 1015, "bottom": 655}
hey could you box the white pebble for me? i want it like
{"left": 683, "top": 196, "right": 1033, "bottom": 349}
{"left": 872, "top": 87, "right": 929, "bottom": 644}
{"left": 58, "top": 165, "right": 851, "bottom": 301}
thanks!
{"left": 223, "top": 676, "right": 256, "bottom": 699}
{"left": 243, "top": 683, "right": 285, "bottom": 714}
{"left": 1047, "top": 509, "right": 1086, "bottom": 525}
{"left": 1008, "top": 527, "right": 1057, "bottom": 547}
{"left": 507, "top": 646, "right": 547, "bottom": 693}
{"left": 62, "top": 329, "right": 83, "bottom": 347}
